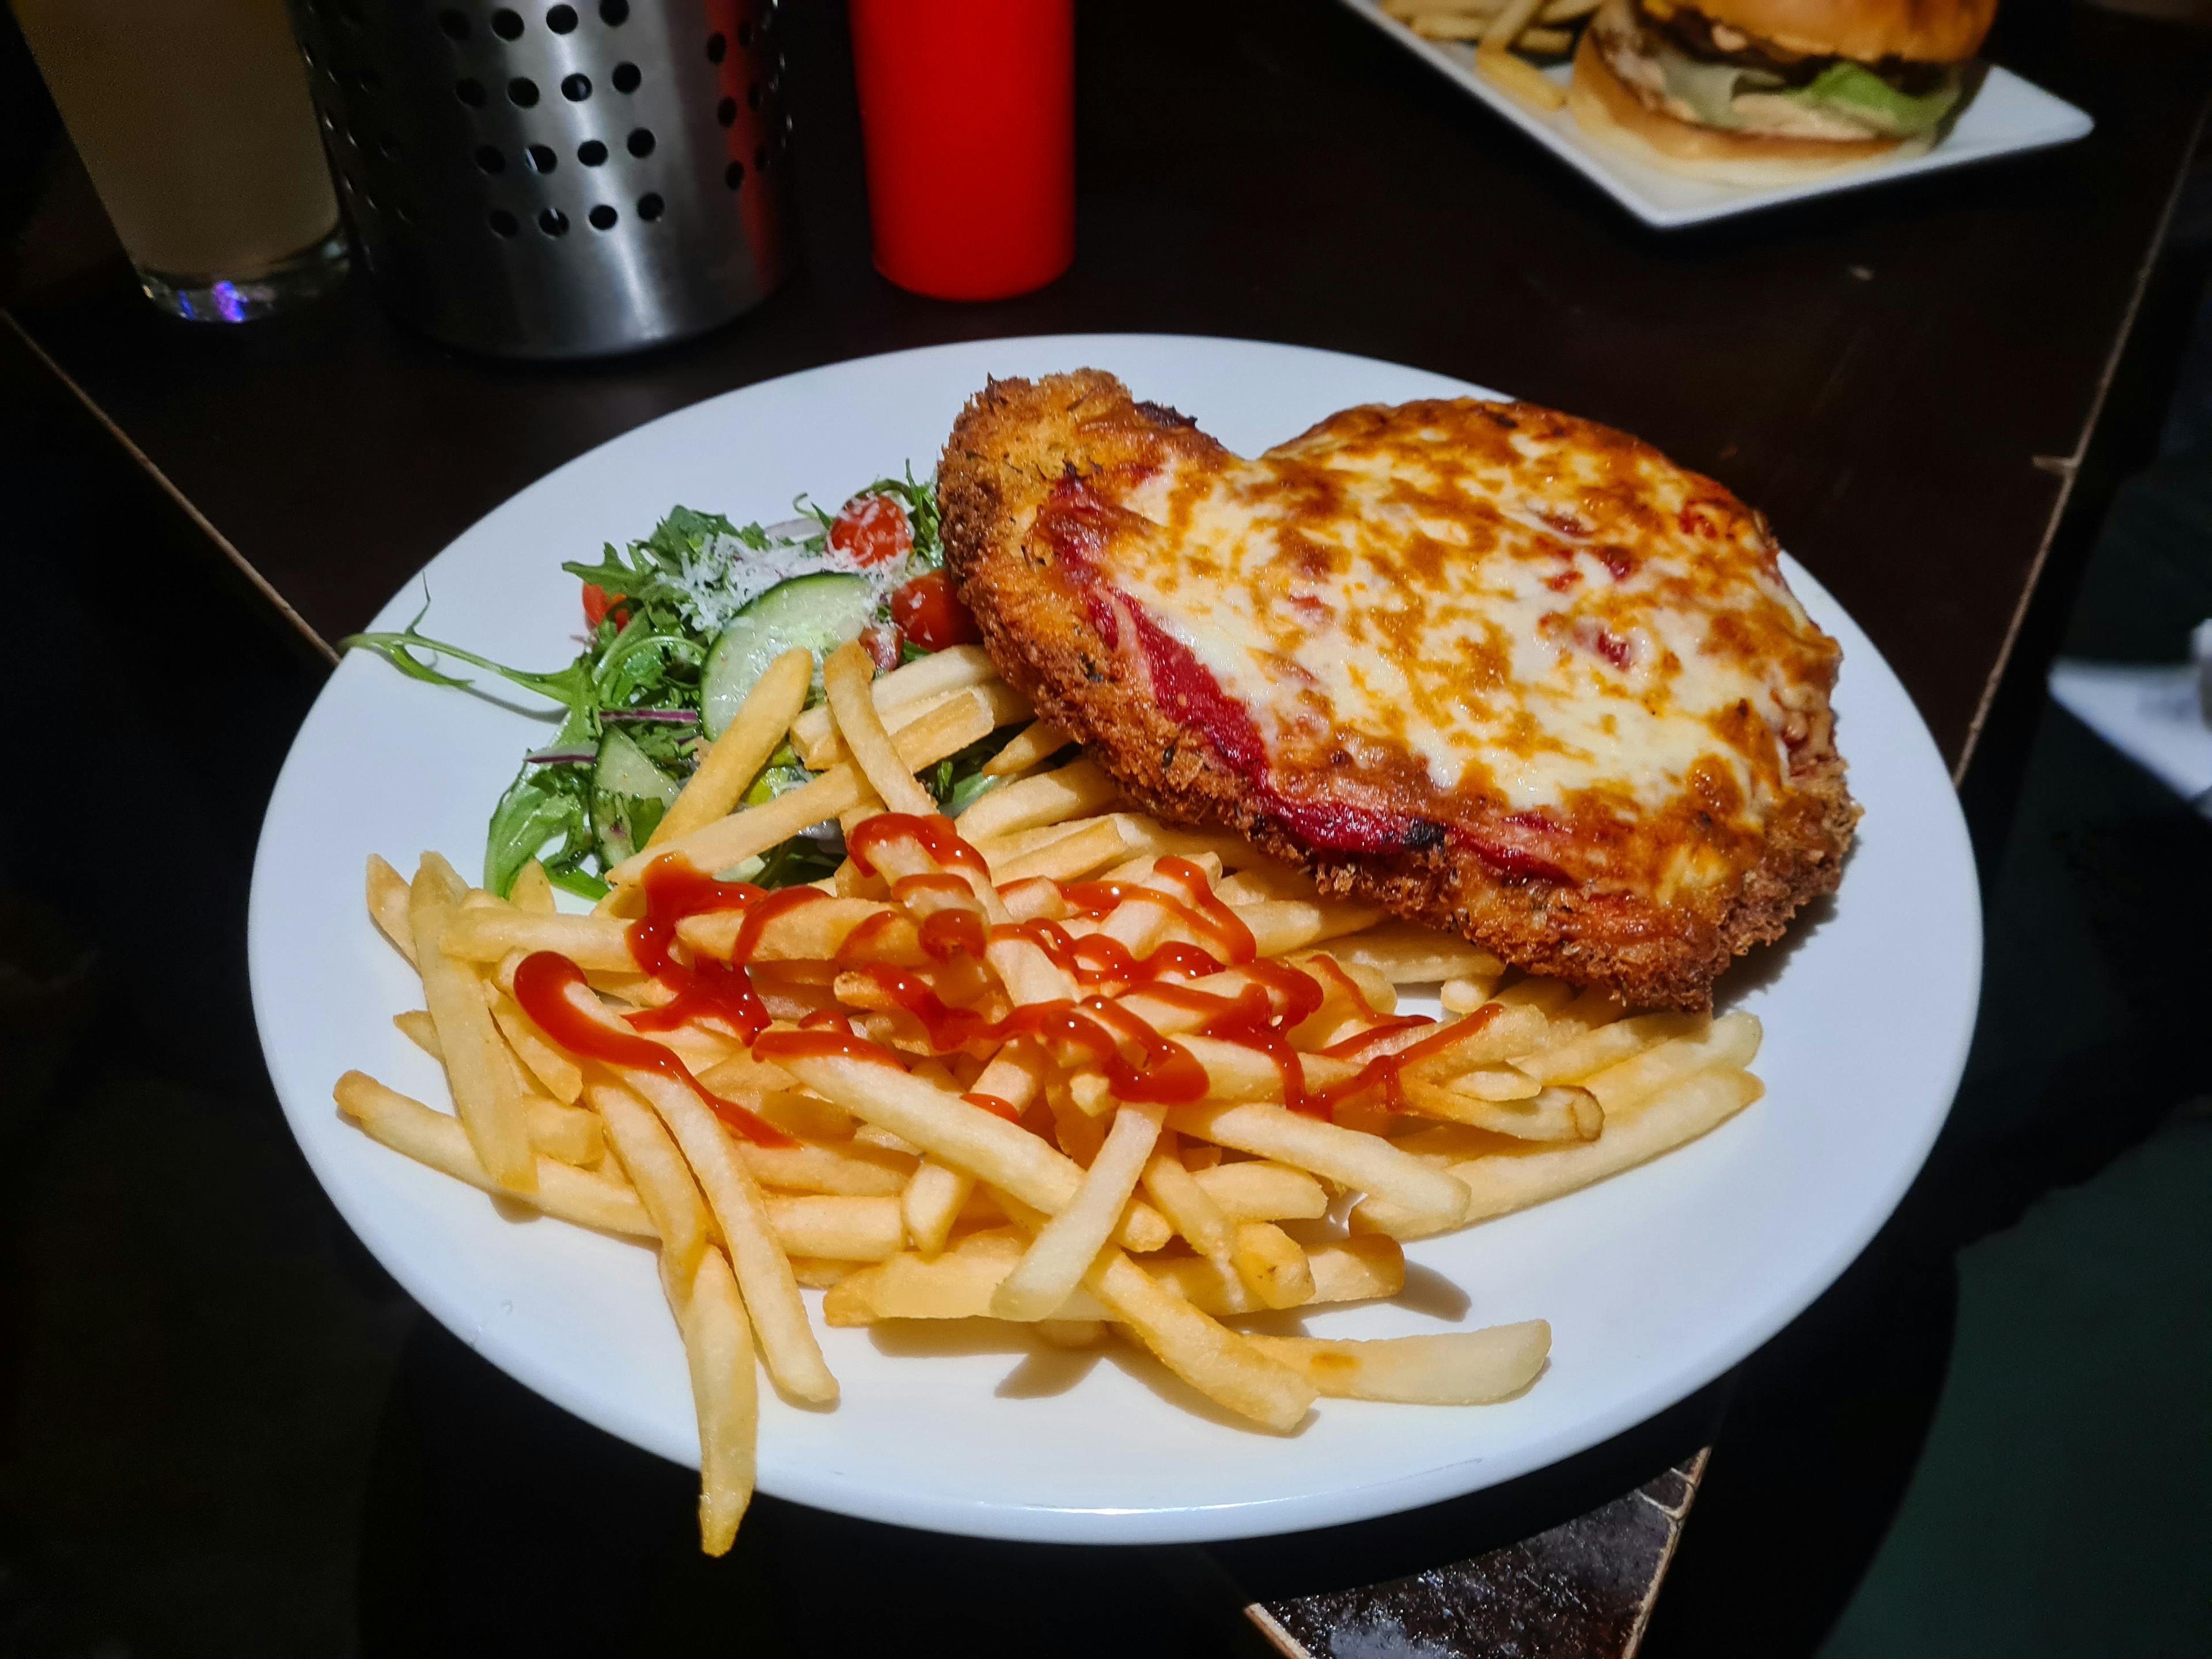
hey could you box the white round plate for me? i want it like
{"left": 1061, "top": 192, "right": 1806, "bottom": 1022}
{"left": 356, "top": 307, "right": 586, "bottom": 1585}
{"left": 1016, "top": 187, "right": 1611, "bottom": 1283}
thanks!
{"left": 249, "top": 334, "right": 1981, "bottom": 1544}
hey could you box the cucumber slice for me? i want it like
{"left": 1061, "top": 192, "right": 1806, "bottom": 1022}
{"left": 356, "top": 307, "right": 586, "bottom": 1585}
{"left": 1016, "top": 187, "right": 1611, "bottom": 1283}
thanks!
{"left": 592, "top": 728, "right": 685, "bottom": 866}
{"left": 700, "top": 572, "right": 876, "bottom": 737}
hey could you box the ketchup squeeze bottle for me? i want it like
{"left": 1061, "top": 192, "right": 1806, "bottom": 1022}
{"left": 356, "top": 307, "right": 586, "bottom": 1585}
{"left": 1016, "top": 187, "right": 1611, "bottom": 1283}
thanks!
{"left": 847, "top": 0, "right": 1075, "bottom": 300}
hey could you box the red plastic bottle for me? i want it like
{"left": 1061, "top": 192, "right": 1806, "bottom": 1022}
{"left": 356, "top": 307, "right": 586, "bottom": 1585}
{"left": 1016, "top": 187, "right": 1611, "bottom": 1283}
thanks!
{"left": 848, "top": 0, "right": 1075, "bottom": 301}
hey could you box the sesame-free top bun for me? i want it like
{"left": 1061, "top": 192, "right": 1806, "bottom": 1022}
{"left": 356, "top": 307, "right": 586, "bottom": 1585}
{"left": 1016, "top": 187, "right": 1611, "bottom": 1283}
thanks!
{"left": 1569, "top": 32, "right": 1926, "bottom": 185}
{"left": 1665, "top": 0, "right": 1997, "bottom": 63}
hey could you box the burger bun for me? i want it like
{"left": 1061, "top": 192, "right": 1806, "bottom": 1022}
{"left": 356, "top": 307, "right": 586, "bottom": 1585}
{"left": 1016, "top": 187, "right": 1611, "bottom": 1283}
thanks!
{"left": 1567, "top": 32, "right": 1930, "bottom": 187}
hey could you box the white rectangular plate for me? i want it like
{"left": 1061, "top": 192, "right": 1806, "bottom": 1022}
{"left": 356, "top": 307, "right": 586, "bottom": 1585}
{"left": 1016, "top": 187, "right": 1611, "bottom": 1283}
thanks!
{"left": 1336, "top": 0, "right": 2094, "bottom": 228}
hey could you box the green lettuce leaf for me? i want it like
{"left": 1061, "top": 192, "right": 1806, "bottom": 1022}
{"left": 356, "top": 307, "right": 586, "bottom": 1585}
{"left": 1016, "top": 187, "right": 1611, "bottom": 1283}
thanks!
{"left": 486, "top": 762, "right": 597, "bottom": 899}
{"left": 1787, "top": 60, "right": 1961, "bottom": 137}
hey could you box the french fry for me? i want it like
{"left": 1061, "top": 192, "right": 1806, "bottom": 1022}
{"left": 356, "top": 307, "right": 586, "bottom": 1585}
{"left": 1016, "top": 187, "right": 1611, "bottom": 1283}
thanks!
{"left": 1214, "top": 862, "right": 1320, "bottom": 905}
{"left": 1490, "top": 976, "right": 1578, "bottom": 1016}
{"left": 1182, "top": 1235, "right": 1406, "bottom": 1312}
{"left": 1544, "top": 986, "right": 1632, "bottom": 1043}
{"left": 969, "top": 1037, "right": 1050, "bottom": 1116}
{"left": 955, "top": 757, "right": 1120, "bottom": 843}
{"left": 677, "top": 897, "right": 896, "bottom": 963}
{"left": 393, "top": 1008, "right": 438, "bottom": 1055}
{"left": 1236, "top": 899, "right": 1388, "bottom": 957}
{"left": 991, "top": 817, "right": 1131, "bottom": 884}
{"left": 972, "top": 816, "right": 1107, "bottom": 865}
{"left": 696, "top": 1048, "right": 797, "bottom": 1096}
{"left": 1520, "top": 24, "right": 1573, "bottom": 50}
{"left": 523, "top": 1094, "right": 606, "bottom": 1165}
{"left": 1245, "top": 1323, "right": 1551, "bottom": 1404}
{"left": 1082, "top": 1249, "right": 1315, "bottom": 1431}
{"left": 986, "top": 933, "right": 1081, "bottom": 1006}
{"left": 668, "top": 1244, "right": 756, "bottom": 1555}
{"left": 1100, "top": 851, "right": 1225, "bottom": 887}
{"left": 1450, "top": 1066, "right": 1544, "bottom": 1101}
{"left": 1519, "top": 1010, "right": 1706, "bottom": 1085}
{"left": 1105, "top": 816, "right": 1266, "bottom": 870}
{"left": 1402, "top": 1079, "right": 1601, "bottom": 1142}
{"left": 336, "top": 1073, "right": 650, "bottom": 1235}
{"left": 1140, "top": 1135, "right": 1236, "bottom": 1258}
{"left": 590, "top": 1082, "right": 714, "bottom": 1279}
{"left": 1582, "top": 1013, "right": 1760, "bottom": 1115}
{"left": 490, "top": 992, "right": 585, "bottom": 1104}
{"left": 609, "top": 691, "right": 993, "bottom": 887}
{"left": 411, "top": 855, "right": 535, "bottom": 1192}
{"left": 825, "top": 1230, "right": 1406, "bottom": 1324}
{"left": 825, "top": 640, "right": 939, "bottom": 817}
{"left": 368, "top": 854, "right": 416, "bottom": 964}
{"left": 613, "top": 1068, "right": 838, "bottom": 1403}
{"left": 1482, "top": 0, "right": 1547, "bottom": 48}
{"left": 737, "top": 1137, "right": 915, "bottom": 1196}
{"left": 787, "top": 644, "right": 998, "bottom": 763}
{"left": 1191, "top": 1160, "right": 1329, "bottom": 1222}
{"left": 770, "top": 1047, "right": 1088, "bottom": 1218}
{"left": 1309, "top": 923, "right": 1505, "bottom": 984}
{"left": 983, "top": 719, "right": 1074, "bottom": 778}
{"left": 824, "top": 1228, "right": 1042, "bottom": 1324}
{"left": 991, "top": 1101, "right": 1165, "bottom": 1321}
{"left": 509, "top": 859, "right": 556, "bottom": 914}
{"left": 902, "top": 1156, "right": 975, "bottom": 1256}
{"left": 1441, "top": 972, "right": 1505, "bottom": 1013}
{"left": 1167, "top": 1100, "right": 1471, "bottom": 1226}
{"left": 744, "top": 1088, "right": 857, "bottom": 1143}
{"left": 654, "top": 646, "right": 813, "bottom": 847}
{"left": 763, "top": 1194, "right": 904, "bottom": 1261}
{"left": 1232, "top": 1221, "right": 1316, "bottom": 1310}
{"left": 1361, "top": 1067, "right": 1764, "bottom": 1234}
{"left": 1475, "top": 46, "right": 1567, "bottom": 112}
{"left": 793, "top": 675, "right": 1032, "bottom": 774}
{"left": 442, "top": 908, "right": 638, "bottom": 972}
{"left": 1399, "top": 1003, "right": 1551, "bottom": 1077}
{"left": 788, "top": 1256, "right": 856, "bottom": 1289}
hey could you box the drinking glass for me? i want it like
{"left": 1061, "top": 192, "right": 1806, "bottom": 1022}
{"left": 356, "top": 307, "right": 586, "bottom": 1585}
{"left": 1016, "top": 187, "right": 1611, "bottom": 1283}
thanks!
{"left": 14, "top": 0, "right": 347, "bottom": 321}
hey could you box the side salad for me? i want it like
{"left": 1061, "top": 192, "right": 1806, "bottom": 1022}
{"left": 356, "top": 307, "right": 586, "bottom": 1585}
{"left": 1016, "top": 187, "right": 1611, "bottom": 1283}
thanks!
{"left": 342, "top": 473, "right": 1006, "bottom": 900}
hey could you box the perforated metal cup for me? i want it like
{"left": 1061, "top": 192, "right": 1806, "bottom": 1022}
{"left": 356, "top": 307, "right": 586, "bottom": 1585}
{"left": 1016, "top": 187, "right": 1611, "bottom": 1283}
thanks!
{"left": 289, "top": 0, "right": 790, "bottom": 359}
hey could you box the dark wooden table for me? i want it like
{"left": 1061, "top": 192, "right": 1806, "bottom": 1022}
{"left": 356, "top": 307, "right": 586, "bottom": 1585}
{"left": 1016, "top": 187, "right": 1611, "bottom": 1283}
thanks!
{"left": 7, "top": 0, "right": 2206, "bottom": 1651}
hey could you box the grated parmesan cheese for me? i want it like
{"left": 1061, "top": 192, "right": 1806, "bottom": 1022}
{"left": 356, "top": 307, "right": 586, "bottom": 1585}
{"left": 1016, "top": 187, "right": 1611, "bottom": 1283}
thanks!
{"left": 669, "top": 527, "right": 913, "bottom": 637}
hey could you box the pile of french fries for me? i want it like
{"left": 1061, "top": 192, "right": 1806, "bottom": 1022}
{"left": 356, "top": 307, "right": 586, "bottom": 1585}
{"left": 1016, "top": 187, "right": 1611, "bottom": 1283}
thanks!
{"left": 339, "top": 639, "right": 1764, "bottom": 1554}
{"left": 1382, "top": 0, "right": 1601, "bottom": 113}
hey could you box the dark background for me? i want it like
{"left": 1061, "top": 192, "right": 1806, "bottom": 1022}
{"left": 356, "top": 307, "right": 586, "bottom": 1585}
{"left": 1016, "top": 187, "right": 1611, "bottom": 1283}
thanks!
{"left": 3, "top": 2, "right": 2210, "bottom": 1654}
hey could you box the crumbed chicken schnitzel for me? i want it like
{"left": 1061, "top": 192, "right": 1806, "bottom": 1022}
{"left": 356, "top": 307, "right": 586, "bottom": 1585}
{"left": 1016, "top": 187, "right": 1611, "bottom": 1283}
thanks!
{"left": 939, "top": 370, "right": 1857, "bottom": 1009}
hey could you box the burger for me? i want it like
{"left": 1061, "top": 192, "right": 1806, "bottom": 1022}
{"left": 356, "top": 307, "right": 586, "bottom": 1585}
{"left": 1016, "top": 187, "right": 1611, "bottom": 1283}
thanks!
{"left": 1568, "top": 0, "right": 1997, "bottom": 184}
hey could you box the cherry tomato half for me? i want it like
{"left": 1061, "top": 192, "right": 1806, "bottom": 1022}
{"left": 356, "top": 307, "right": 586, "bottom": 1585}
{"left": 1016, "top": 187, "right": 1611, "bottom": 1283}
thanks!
{"left": 582, "top": 582, "right": 628, "bottom": 630}
{"left": 827, "top": 493, "right": 914, "bottom": 567}
{"left": 890, "top": 569, "right": 981, "bottom": 652}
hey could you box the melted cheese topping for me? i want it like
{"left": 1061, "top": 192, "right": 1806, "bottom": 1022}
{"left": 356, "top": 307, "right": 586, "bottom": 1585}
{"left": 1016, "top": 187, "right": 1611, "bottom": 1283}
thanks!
{"left": 1090, "top": 400, "right": 1839, "bottom": 876}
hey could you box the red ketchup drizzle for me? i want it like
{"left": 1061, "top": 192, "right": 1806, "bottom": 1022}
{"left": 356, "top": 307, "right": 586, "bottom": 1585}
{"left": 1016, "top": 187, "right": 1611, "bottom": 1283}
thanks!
{"left": 846, "top": 964, "right": 998, "bottom": 1051}
{"left": 1145, "top": 942, "right": 1230, "bottom": 982}
{"left": 1012, "top": 998, "right": 1210, "bottom": 1104}
{"left": 510, "top": 951, "right": 791, "bottom": 1146}
{"left": 963, "top": 1092, "right": 1022, "bottom": 1122}
{"left": 1307, "top": 1003, "right": 1500, "bottom": 1121}
{"left": 623, "top": 857, "right": 772, "bottom": 1043}
{"left": 919, "top": 908, "right": 988, "bottom": 961}
{"left": 1321, "top": 1013, "right": 1440, "bottom": 1060}
{"left": 847, "top": 813, "right": 990, "bottom": 878}
{"left": 1062, "top": 857, "right": 1256, "bottom": 967}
